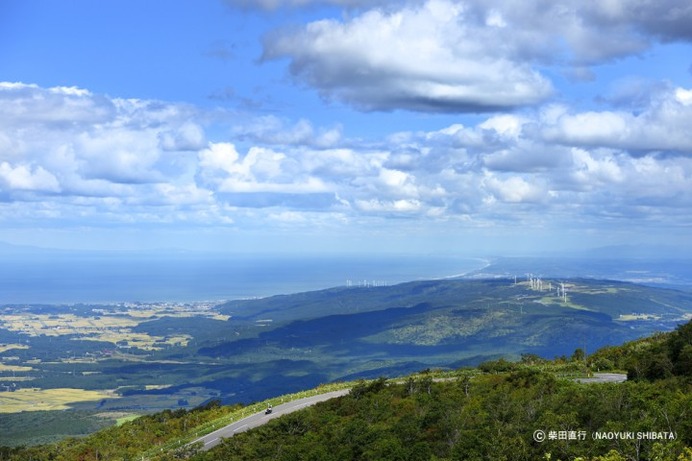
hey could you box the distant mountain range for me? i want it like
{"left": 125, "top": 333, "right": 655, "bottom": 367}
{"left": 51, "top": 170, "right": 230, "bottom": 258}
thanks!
{"left": 199, "top": 278, "right": 691, "bottom": 381}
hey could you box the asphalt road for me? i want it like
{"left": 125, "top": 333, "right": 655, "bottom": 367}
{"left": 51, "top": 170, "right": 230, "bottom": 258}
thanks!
{"left": 190, "top": 372, "right": 627, "bottom": 452}
{"left": 191, "top": 389, "right": 350, "bottom": 451}
{"left": 574, "top": 372, "right": 627, "bottom": 384}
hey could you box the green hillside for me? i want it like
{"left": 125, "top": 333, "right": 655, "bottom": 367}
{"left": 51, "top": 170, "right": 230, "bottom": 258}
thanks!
{"left": 2, "top": 320, "right": 690, "bottom": 461}
{"left": 193, "top": 320, "right": 692, "bottom": 461}
{"left": 201, "top": 278, "right": 692, "bottom": 382}
{"left": 1, "top": 278, "right": 691, "bottom": 447}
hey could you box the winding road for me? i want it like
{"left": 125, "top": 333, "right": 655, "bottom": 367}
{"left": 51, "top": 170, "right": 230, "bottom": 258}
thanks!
{"left": 190, "top": 372, "right": 627, "bottom": 452}
{"left": 190, "top": 389, "right": 350, "bottom": 451}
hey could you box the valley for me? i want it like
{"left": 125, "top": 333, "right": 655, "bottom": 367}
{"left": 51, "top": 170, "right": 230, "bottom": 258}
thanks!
{"left": 1, "top": 276, "right": 691, "bottom": 446}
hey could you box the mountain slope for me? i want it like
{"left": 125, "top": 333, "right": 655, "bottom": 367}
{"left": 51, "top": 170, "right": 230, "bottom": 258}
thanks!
{"left": 192, "top": 320, "right": 692, "bottom": 461}
{"left": 2, "top": 277, "right": 691, "bottom": 448}
{"left": 198, "top": 278, "right": 692, "bottom": 383}
{"left": 3, "top": 322, "right": 691, "bottom": 461}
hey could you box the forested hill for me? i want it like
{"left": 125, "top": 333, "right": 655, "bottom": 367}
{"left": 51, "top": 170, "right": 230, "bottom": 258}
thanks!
{"left": 201, "top": 277, "right": 692, "bottom": 379}
{"left": 192, "top": 323, "right": 692, "bottom": 461}
{"left": 1, "top": 277, "right": 691, "bottom": 450}
{"left": 2, "top": 320, "right": 691, "bottom": 461}
{"left": 192, "top": 320, "right": 692, "bottom": 461}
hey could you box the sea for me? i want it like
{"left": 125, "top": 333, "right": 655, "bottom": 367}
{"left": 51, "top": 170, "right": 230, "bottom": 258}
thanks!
{"left": 0, "top": 252, "right": 488, "bottom": 305}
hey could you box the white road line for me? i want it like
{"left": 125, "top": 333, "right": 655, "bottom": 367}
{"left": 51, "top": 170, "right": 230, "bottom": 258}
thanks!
{"left": 204, "top": 438, "right": 218, "bottom": 446}
{"left": 233, "top": 424, "right": 248, "bottom": 433}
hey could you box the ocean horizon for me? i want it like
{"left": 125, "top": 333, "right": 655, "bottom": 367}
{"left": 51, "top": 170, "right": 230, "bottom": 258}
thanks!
{"left": 0, "top": 253, "right": 487, "bottom": 305}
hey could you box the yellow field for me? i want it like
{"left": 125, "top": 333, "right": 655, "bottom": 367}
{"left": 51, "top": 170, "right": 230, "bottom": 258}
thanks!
{"left": 0, "top": 302, "right": 227, "bottom": 351}
{"left": 125, "top": 308, "right": 229, "bottom": 321}
{"left": 80, "top": 332, "right": 192, "bottom": 350}
{"left": 0, "top": 376, "right": 34, "bottom": 382}
{"left": 0, "top": 388, "right": 114, "bottom": 413}
{"left": 0, "top": 313, "right": 138, "bottom": 337}
{"left": 0, "top": 363, "right": 33, "bottom": 372}
{"left": 0, "top": 344, "right": 29, "bottom": 353}
{"left": 618, "top": 313, "right": 661, "bottom": 321}
{"left": 144, "top": 384, "right": 172, "bottom": 390}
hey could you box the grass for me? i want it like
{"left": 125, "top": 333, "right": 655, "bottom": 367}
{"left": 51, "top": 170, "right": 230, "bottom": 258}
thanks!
{"left": 140, "top": 381, "right": 356, "bottom": 459}
{"left": 618, "top": 313, "right": 662, "bottom": 321}
{"left": 0, "top": 343, "right": 29, "bottom": 353}
{"left": 0, "top": 363, "right": 33, "bottom": 372}
{"left": 116, "top": 414, "right": 140, "bottom": 426}
{"left": 0, "top": 388, "right": 113, "bottom": 413}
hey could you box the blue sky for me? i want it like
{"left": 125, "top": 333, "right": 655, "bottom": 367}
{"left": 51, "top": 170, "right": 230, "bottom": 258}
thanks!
{"left": 1, "top": 0, "right": 692, "bottom": 255}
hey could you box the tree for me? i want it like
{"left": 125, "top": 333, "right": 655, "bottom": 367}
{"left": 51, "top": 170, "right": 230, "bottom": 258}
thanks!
{"left": 572, "top": 348, "right": 585, "bottom": 362}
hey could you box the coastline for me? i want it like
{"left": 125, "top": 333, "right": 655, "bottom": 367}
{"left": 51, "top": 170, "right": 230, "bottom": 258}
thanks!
{"left": 0, "top": 254, "right": 489, "bottom": 305}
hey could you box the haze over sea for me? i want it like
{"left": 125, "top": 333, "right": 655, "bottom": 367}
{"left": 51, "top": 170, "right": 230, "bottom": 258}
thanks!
{"left": 0, "top": 252, "right": 486, "bottom": 305}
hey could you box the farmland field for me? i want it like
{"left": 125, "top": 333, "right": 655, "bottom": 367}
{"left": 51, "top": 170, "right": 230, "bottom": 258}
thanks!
{"left": 0, "top": 388, "right": 112, "bottom": 412}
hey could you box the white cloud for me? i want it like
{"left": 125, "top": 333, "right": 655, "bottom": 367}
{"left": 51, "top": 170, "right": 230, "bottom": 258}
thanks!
{"left": 198, "top": 142, "right": 332, "bottom": 197}
{"left": 230, "top": 0, "right": 692, "bottom": 48}
{"left": 219, "top": 176, "right": 329, "bottom": 194}
{"left": 355, "top": 198, "right": 422, "bottom": 213}
{"left": 0, "top": 82, "right": 114, "bottom": 127}
{"left": 303, "top": 148, "right": 386, "bottom": 177}
{"left": 541, "top": 86, "right": 692, "bottom": 153}
{"left": 547, "top": 111, "right": 631, "bottom": 146}
{"left": 465, "top": 0, "right": 692, "bottom": 64}
{"left": 0, "top": 162, "right": 60, "bottom": 193}
{"left": 376, "top": 168, "right": 418, "bottom": 197}
{"left": 258, "top": 0, "right": 692, "bottom": 115}
{"left": 373, "top": 92, "right": 692, "bottom": 225}
{"left": 623, "top": 156, "right": 692, "bottom": 203}
{"left": 262, "top": 0, "right": 553, "bottom": 112}
{"left": 75, "top": 128, "right": 163, "bottom": 184}
{"left": 234, "top": 116, "right": 342, "bottom": 148}
{"left": 675, "top": 87, "right": 692, "bottom": 106}
{"left": 482, "top": 173, "right": 544, "bottom": 204}
{"left": 585, "top": 0, "right": 692, "bottom": 43}
{"left": 0, "top": 83, "right": 206, "bottom": 190}
{"left": 570, "top": 148, "right": 625, "bottom": 188}
{"left": 479, "top": 115, "right": 527, "bottom": 138}
{"left": 0, "top": 82, "right": 211, "bottom": 221}
{"left": 1, "top": 80, "right": 691, "bottom": 245}
{"left": 159, "top": 122, "right": 207, "bottom": 151}
{"left": 154, "top": 183, "right": 214, "bottom": 206}
{"left": 198, "top": 142, "right": 242, "bottom": 173}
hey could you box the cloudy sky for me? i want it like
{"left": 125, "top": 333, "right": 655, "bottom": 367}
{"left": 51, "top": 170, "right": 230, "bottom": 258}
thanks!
{"left": 1, "top": 0, "right": 692, "bottom": 255}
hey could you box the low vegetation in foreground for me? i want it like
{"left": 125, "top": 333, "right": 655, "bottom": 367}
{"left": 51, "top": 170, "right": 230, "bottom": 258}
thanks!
{"left": 0, "top": 320, "right": 690, "bottom": 461}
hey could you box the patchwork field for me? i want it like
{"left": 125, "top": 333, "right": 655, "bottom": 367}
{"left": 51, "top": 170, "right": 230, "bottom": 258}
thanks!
{"left": 0, "top": 364, "right": 33, "bottom": 372}
{"left": 0, "top": 388, "right": 112, "bottom": 413}
{"left": 0, "top": 301, "right": 227, "bottom": 351}
{"left": 0, "top": 344, "right": 29, "bottom": 353}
